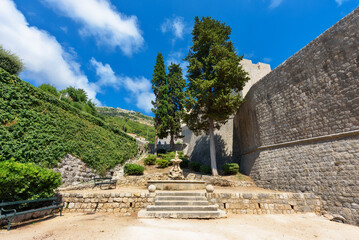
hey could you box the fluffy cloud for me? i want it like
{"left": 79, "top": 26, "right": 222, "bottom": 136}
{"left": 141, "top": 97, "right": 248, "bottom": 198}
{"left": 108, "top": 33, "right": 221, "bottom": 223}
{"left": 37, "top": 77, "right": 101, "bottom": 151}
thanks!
{"left": 161, "top": 16, "right": 185, "bottom": 41}
{"left": 43, "top": 0, "right": 144, "bottom": 56}
{"left": 0, "top": 0, "right": 99, "bottom": 103}
{"left": 269, "top": 0, "right": 283, "bottom": 9}
{"left": 90, "top": 58, "right": 154, "bottom": 113}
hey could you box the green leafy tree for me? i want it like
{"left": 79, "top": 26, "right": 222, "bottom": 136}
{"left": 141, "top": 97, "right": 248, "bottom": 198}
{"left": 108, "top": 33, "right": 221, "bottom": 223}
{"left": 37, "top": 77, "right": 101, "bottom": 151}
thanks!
{"left": 184, "top": 17, "right": 249, "bottom": 175}
{"left": 0, "top": 45, "right": 24, "bottom": 76}
{"left": 38, "top": 84, "right": 59, "bottom": 96}
{"left": 64, "top": 86, "right": 88, "bottom": 103}
{"left": 167, "top": 63, "right": 186, "bottom": 149}
{"left": 151, "top": 53, "right": 169, "bottom": 154}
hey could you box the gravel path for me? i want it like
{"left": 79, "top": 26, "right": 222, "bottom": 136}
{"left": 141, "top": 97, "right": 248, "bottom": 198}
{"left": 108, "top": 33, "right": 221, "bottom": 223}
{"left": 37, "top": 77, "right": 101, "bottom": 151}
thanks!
{"left": 2, "top": 213, "right": 359, "bottom": 240}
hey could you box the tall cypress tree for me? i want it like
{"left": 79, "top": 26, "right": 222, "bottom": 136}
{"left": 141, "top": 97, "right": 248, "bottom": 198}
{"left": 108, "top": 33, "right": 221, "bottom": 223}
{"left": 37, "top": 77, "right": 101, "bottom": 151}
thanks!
{"left": 167, "top": 63, "right": 186, "bottom": 149}
{"left": 151, "top": 53, "right": 169, "bottom": 154}
{"left": 184, "top": 17, "right": 249, "bottom": 175}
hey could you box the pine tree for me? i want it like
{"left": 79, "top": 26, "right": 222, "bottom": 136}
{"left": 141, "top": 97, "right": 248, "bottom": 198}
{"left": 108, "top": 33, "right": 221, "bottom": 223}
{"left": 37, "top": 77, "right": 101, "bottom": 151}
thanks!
{"left": 184, "top": 17, "right": 249, "bottom": 175}
{"left": 151, "top": 53, "right": 169, "bottom": 154}
{"left": 167, "top": 63, "right": 186, "bottom": 149}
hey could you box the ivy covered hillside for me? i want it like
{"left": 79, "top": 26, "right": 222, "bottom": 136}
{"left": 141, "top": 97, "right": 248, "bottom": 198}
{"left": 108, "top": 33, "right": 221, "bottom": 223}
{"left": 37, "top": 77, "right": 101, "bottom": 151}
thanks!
{"left": 0, "top": 68, "right": 138, "bottom": 174}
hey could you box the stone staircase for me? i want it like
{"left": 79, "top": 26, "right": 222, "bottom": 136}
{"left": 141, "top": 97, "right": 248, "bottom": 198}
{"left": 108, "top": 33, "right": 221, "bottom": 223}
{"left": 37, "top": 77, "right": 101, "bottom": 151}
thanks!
{"left": 138, "top": 191, "right": 226, "bottom": 219}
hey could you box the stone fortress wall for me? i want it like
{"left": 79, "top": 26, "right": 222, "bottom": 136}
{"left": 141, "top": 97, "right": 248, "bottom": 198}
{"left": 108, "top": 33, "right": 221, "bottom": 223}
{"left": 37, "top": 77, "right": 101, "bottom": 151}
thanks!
{"left": 182, "top": 59, "right": 271, "bottom": 167}
{"left": 235, "top": 7, "right": 359, "bottom": 225}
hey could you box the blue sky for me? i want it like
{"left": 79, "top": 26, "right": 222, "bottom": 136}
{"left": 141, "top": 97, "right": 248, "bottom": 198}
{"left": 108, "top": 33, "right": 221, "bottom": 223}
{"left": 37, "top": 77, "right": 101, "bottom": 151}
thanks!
{"left": 0, "top": 0, "right": 358, "bottom": 116}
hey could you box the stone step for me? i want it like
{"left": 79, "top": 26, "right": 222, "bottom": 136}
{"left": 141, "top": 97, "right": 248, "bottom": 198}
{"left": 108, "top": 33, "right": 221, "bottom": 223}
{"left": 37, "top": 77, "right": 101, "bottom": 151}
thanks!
{"left": 138, "top": 210, "right": 227, "bottom": 219}
{"left": 156, "top": 192, "right": 205, "bottom": 197}
{"left": 155, "top": 196, "right": 207, "bottom": 201}
{"left": 147, "top": 205, "right": 218, "bottom": 211}
{"left": 155, "top": 201, "right": 209, "bottom": 206}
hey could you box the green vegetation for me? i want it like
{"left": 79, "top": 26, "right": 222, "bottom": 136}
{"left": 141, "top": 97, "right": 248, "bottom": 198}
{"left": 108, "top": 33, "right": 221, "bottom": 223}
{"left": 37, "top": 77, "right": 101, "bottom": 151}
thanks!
{"left": 124, "top": 163, "right": 145, "bottom": 175}
{"left": 156, "top": 159, "right": 170, "bottom": 168}
{"left": 200, "top": 164, "right": 212, "bottom": 175}
{"left": 96, "top": 107, "right": 153, "bottom": 124}
{"left": 180, "top": 159, "right": 189, "bottom": 169}
{"left": 151, "top": 53, "right": 169, "bottom": 153}
{"left": 38, "top": 84, "right": 59, "bottom": 97}
{"left": 144, "top": 154, "right": 157, "bottom": 165}
{"left": 184, "top": 17, "right": 249, "bottom": 175}
{"left": 222, "top": 163, "right": 239, "bottom": 175}
{"left": 0, "top": 159, "right": 62, "bottom": 201}
{"left": 0, "top": 45, "right": 24, "bottom": 76}
{"left": 167, "top": 63, "right": 186, "bottom": 148}
{"left": 0, "top": 68, "right": 138, "bottom": 173}
{"left": 100, "top": 114, "right": 156, "bottom": 142}
{"left": 189, "top": 161, "right": 201, "bottom": 172}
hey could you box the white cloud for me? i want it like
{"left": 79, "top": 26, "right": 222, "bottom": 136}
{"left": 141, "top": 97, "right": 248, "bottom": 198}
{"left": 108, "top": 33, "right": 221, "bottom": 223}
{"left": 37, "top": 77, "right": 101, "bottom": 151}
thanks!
{"left": 43, "top": 0, "right": 144, "bottom": 56}
{"left": 161, "top": 16, "right": 185, "bottom": 42}
{"left": 90, "top": 58, "right": 154, "bottom": 113}
{"left": 0, "top": 0, "right": 99, "bottom": 104}
{"left": 335, "top": 0, "right": 350, "bottom": 6}
{"left": 269, "top": 0, "right": 283, "bottom": 9}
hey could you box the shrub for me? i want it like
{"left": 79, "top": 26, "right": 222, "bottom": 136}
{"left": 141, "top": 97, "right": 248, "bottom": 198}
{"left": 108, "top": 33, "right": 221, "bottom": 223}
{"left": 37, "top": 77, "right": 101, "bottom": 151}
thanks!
{"left": 0, "top": 160, "right": 62, "bottom": 201}
{"left": 157, "top": 148, "right": 167, "bottom": 155}
{"left": 200, "top": 165, "right": 212, "bottom": 175}
{"left": 156, "top": 159, "right": 171, "bottom": 168}
{"left": 124, "top": 163, "right": 144, "bottom": 175}
{"left": 180, "top": 159, "right": 189, "bottom": 168}
{"left": 38, "top": 84, "right": 59, "bottom": 96}
{"left": 144, "top": 154, "right": 157, "bottom": 165}
{"left": 189, "top": 161, "right": 201, "bottom": 172}
{"left": 0, "top": 45, "right": 24, "bottom": 75}
{"left": 222, "top": 163, "right": 239, "bottom": 175}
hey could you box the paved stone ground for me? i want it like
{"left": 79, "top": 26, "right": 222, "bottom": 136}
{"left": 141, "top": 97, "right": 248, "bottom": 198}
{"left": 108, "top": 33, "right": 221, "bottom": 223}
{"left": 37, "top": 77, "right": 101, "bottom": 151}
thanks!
{"left": 1, "top": 213, "right": 359, "bottom": 240}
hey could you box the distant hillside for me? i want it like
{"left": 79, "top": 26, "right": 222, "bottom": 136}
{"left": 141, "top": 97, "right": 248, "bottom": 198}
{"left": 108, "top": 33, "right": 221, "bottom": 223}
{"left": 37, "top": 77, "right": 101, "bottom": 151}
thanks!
{"left": 97, "top": 107, "right": 155, "bottom": 142}
{"left": 97, "top": 107, "right": 153, "bottom": 126}
{"left": 0, "top": 68, "right": 138, "bottom": 174}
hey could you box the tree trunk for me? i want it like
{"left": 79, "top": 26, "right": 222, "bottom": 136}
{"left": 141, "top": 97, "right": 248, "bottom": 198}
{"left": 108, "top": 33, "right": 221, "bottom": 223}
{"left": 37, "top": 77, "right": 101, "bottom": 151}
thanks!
{"left": 154, "top": 135, "right": 158, "bottom": 156}
{"left": 209, "top": 119, "right": 218, "bottom": 176}
{"left": 170, "top": 134, "right": 175, "bottom": 150}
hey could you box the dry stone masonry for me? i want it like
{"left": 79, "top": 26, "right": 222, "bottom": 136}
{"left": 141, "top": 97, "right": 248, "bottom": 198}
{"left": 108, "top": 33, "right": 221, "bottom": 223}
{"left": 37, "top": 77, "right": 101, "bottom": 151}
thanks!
{"left": 60, "top": 191, "right": 320, "bottom": 216}
{"left": 235, "top": 7, "right": 359, "bottom": 225}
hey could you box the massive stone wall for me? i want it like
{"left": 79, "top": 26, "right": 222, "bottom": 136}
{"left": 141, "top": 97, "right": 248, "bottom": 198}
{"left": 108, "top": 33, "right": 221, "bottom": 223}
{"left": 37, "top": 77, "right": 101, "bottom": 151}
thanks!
{"left": 182, "top": 59, "right": 271, "bottom": 167}
{"left": 235, "top": 7, "right": 359, "bottom": 225}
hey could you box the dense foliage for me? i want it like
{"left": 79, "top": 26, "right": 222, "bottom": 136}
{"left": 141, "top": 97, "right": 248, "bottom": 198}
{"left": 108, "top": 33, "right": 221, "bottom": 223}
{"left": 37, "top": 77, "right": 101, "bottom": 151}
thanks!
{"left": 222, "top": 163, "right": 239, "bottom": 175}
{"left": 0, "top": 45, "right": 24, "bottom": 76}
{"left": 184, "top": 16, "right": 249, "bottom": 175}
{"left": 101, "top": 114, "right": 156, "bottom": 142}
{"left": 189, "top": 161, "right": 201, "bottom": 172}
{"left": 0, "top": 68, "right": 138, "bottom": 173}
{"left": 156, "top": 159, "right": 170, "bottom": 168}
{"left": 151, "top": 53, "right": 169, "bottom": 152}
{"left": 167, "top": 63, "right": 186, "bottom": 148}
{"left": 200, "top": 164, "right": 212, "bottom": 175}
{"left": 124, "top": 163, "right": 145, "bottom": 175}
{"left": 0, "top": 160, "right": 62, "bottom": 201}
{"left": 144, "top": 154, "right": 157, "bottom": 165}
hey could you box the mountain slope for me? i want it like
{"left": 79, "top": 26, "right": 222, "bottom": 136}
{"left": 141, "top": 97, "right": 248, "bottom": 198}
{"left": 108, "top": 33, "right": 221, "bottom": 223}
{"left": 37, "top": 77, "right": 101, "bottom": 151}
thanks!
{"left": 97, "top": 107, "right": 155, "bottom": 142}
{"left": 0, "top": 68, "right": 138, "bottom": 174}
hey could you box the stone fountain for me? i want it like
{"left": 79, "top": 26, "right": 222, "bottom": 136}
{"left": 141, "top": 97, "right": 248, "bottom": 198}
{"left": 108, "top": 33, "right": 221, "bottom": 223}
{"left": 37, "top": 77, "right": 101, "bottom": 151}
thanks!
{"left": 146, "top": 151, "right": 205, "bottom": 190}
{"left": 168, "top": 151, "right": 185, "bottom": 180}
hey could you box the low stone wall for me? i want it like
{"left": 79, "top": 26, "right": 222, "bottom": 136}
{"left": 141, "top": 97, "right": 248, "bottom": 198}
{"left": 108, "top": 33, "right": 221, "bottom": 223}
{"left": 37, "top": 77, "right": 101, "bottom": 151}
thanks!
{"left": 60, "top": 191, "right": 320, "bottom": 216}
{"left": 61, "top": 192, "right": 154, "bottom": 216}
{"left": 208, "top": 192, "right": 321, "bottom": 215}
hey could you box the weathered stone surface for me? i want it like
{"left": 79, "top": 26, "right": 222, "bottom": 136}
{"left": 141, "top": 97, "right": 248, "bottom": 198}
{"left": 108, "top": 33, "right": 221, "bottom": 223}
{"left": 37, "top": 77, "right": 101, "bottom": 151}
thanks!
{"left": 235, "top": 7, "right": 359, "bottom": 226}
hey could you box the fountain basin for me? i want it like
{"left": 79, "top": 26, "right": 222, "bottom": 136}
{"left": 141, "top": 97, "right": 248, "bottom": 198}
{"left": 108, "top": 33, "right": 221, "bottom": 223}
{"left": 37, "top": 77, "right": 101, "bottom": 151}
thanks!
{"left": 147, "top": 180, "right": 206, "bottom": 190}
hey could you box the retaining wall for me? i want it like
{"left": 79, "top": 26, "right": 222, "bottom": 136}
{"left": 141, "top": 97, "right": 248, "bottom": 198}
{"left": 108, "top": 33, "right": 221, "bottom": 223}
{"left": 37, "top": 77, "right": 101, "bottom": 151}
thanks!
{"left": 235, "top": 7, "right": 359, "bottom": 225}
{"left": 60, "top": 191, "right": 320, "bottom": 215}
